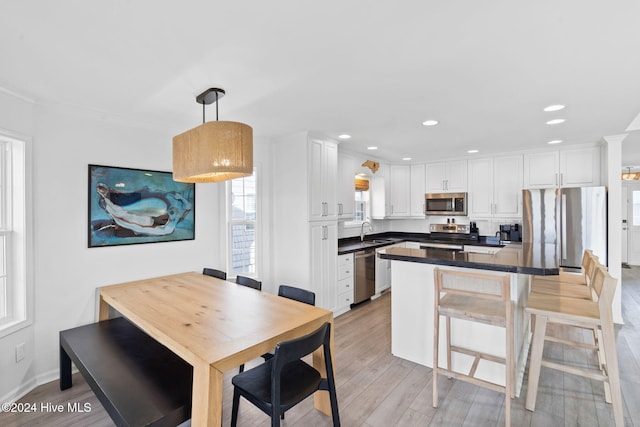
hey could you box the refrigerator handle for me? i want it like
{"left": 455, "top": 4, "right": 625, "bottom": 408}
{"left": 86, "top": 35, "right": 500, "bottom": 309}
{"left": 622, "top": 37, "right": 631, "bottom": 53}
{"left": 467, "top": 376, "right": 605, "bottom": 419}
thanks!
{"left": 561, "top": 193, "right": 567, "bottom": 260}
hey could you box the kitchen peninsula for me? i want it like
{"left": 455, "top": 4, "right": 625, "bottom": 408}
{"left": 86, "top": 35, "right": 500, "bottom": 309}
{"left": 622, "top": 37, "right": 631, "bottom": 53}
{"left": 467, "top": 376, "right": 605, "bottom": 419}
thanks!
{"left": 379, "top": 243, "right": 559, "bottom": 396}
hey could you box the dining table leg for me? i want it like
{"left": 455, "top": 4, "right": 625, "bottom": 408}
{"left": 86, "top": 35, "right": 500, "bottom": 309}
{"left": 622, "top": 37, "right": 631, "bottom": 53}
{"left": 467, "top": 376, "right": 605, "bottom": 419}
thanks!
{"left": 191, "top": 361, "right": 224, "bottom": 426}
{"left": 98, "top": 295, "right": 110, "bottom": 321}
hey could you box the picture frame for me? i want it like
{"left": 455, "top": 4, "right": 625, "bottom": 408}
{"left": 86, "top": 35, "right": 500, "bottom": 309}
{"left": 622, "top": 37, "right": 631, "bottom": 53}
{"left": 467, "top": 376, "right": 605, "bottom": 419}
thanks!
{"left": 88, "top": 164, "right": 195, "bottom": 247}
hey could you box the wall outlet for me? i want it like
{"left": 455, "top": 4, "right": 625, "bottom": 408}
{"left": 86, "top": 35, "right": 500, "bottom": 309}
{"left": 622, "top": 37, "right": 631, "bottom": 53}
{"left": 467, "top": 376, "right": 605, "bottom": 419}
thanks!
{"left": 15, "top": 342, "right": 25, "bottom": 362}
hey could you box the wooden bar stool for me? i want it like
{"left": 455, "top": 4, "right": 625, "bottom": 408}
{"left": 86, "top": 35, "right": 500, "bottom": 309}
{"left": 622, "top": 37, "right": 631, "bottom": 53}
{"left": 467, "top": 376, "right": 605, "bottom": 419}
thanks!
{"left": 530, "top": 252, "right": 606, "bottom": 373}
{"left": 530, "top": 250, "right": 598, "bottom": 300}
{"left": 433, "top": 267, "right": 514, "bottom": 426}
{"left": 525, "top": 266, "right": 624, "bottom": 426}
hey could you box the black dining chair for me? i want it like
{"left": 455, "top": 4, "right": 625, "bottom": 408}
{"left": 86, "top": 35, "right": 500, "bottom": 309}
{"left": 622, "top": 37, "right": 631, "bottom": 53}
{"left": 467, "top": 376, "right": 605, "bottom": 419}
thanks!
{"left": 259, "top": 285, "right": 317, "bottom": 367}
{"left": 235, "top": 275, "right": 263, "bottom": 373}
{"left": 202, "top": 268, "right": 226, "bottom": 280}
{"left": 236, "top": 275, "right": 262, "bottom": 291}
{"left": 278, "top": 285, "right": 315, "bottom": 306}
{"left": 230, "top": 322, "right": 340, "bottom": 427}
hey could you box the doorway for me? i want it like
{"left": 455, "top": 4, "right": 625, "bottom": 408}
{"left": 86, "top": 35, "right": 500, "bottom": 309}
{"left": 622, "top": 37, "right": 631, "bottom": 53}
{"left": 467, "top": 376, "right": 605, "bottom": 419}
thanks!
{"left": 623, "top": 183, "right": 640, "bottom": 266}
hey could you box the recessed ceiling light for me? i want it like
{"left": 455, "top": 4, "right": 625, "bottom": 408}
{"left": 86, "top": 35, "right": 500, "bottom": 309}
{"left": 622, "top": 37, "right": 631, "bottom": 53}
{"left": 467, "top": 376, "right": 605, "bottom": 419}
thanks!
{"left": 367, "top": 146, "right": 378, "bottom": 150}
{"left": 467, "top": 149, "right": 479, "bottom": 154}
{"left": 402, "top": 157, "right": 412, "bottom": 161}
{"left": 338, "top": 134, "right": 351, "bottom": 139}
{"left": 547, "top": 139, "right": 563, "bottom": 145}
{"left": 546, "top": 119, "right": 565, "bottom": 125}
{"left": 422, "top": 120, "right": 439, "bottom": 126}
{"left": 544, "top": 104, "right": 565, "bottom": 112}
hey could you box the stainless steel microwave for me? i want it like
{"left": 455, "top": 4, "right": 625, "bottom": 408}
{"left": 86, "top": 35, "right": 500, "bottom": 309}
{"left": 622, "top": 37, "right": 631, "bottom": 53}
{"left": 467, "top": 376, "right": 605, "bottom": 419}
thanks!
{"left": 425, "top": 192, "right": 468, "bottom": 216}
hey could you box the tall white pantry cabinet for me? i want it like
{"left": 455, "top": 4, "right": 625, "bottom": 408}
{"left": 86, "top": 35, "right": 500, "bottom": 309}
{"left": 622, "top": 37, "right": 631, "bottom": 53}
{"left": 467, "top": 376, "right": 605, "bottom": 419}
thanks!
{"left": 273, "top": 132, "right": 339, "bottom": 313}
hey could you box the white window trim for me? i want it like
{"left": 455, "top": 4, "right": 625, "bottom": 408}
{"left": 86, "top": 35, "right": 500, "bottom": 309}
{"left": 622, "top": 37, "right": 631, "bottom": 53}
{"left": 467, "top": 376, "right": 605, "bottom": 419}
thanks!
{"left": 226, "top": 165, "right": 261, "bottom": 280}
{"left": 0, "top": 131, "right": 33, "bottom": 337}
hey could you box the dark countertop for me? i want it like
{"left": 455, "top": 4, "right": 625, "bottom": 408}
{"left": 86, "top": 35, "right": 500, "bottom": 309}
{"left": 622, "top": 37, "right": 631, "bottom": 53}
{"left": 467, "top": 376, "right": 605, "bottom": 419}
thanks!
{"left": 338, "top": 237, "right": 404, "bottom": 255}
{"left": 337, "top": 232, "right": 505, "bottom": 255}
{"left": 377, "top": 242, "right": 560, "bottom": 276}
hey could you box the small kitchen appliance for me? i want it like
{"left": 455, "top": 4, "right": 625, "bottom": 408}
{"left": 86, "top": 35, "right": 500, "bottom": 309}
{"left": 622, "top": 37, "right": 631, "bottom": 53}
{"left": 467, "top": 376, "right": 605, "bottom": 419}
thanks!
{"left": 499, "top": 224, "right": 521, "bottom": 242}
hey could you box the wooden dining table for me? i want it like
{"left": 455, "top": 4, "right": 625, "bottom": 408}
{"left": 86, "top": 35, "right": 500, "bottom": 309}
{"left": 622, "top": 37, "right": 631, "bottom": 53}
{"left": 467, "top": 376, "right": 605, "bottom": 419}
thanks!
{"left": 98, "top": 272, "right": 335, "bottom": 427}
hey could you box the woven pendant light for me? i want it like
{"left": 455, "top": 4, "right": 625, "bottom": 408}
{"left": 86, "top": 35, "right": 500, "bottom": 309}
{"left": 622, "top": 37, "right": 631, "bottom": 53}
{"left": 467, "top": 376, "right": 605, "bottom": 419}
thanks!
{"left": 173, "top": 88, "right": 253, "bottom": 183}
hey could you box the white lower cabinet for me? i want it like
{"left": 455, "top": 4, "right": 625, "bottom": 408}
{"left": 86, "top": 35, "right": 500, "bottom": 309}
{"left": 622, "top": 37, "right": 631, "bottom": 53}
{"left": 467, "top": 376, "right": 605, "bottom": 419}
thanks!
{"left": 310, "top": 222, "right": 338, "bottom": 313}
{"left": 336, "top": 253, "right": 354, "bottom": 316}
{"left": 375, "top": 247, "right": 391, "bottom": 294}
{"left": 375, "top": 243, "right": 413, "bottom": 294}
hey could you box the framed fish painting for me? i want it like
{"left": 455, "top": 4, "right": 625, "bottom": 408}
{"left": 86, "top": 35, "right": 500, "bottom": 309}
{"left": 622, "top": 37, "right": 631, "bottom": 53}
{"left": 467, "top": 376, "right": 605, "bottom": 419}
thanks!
{"left": 88, "top": 165, "right": 195, "bottom": 247}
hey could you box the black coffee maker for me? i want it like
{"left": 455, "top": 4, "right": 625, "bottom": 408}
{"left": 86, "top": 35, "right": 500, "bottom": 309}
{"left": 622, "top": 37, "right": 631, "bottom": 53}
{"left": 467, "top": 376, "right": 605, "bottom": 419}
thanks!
{"left": 469, "top": 222, "right": 479, "bottom": 241}
{"left": 499, "top": 224, "right": 521, "bottom": 242}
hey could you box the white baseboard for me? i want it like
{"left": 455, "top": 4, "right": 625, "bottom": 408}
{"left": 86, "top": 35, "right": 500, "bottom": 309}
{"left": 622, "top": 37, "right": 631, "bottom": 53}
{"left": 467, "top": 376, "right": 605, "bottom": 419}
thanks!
{"left": 0, "top": 376, "right": 37, "bottom": 406}
{"left": 0, "top": 367, "right": 77, "bottom": 406}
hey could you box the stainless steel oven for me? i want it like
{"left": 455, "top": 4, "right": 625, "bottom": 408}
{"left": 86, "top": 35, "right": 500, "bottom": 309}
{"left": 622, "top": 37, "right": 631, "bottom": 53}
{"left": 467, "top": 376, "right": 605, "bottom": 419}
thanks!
{"left": 425, "top": 192, "right": 467, "bottom": 216}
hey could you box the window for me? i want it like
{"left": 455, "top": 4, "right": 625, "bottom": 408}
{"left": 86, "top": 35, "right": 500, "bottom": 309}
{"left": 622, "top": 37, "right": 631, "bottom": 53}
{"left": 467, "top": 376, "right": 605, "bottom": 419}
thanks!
{"left": 0, "top": 140, "right": 8, "bottom": 320}
{"left": 227, "top": 169, "right": 258, "bottom": 278}
{"left": 355, "top": 190, "right": 366, "bottom": 221}
{"left": 0, "top": 135, "right": 28, "bottom": 334}
{"left": 345, "top": 177, "right": 370, "bottom": 227}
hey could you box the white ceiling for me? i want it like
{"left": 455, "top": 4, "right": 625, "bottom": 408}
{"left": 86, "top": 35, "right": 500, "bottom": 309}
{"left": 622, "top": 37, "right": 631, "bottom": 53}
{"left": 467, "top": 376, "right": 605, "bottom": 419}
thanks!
{"left": 1, "top": 1, "right": 639, "bottom": 166}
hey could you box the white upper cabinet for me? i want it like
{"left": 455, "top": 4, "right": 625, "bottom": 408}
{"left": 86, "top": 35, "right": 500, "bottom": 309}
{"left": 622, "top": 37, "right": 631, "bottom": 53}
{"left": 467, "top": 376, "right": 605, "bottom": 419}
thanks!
{"left": 468, "top": 155, "right": 523, "bottom": 219}
{"left": 467, "top": 158, "right": 493, "bottom": 217}
{"left": 370, "top": 175, "right": 387, "bottom": 219}
{"left": 522, "top": 151, "right": 559, "bottom": 188}
{"left": 410, "top": 164, "right": 426, "bottom": 217}
{"left": 426, "top": 160, "right": 467, "bottom": 193}
{"left": 372, "top": 163, "right": 425, "bottom": 218}
{"left": 308, "top": 138, "right": 338, "bottom": 221}
{"left": 388, "top": 165, "right": 411, "bottom": 217}
{"left": 493, "top": 155, "right": 523, "bottom": 217}
{"left": 337, "top": 154, "right": 356, "bottom": 220}
{"left": 559, "top": 147, "right": 601, "bottom": 187}
{"left": 523, "top": 146, "right": 600, "bottom": 189}
{"left": 369, "top": 163, "right": 389, "bottom": 219}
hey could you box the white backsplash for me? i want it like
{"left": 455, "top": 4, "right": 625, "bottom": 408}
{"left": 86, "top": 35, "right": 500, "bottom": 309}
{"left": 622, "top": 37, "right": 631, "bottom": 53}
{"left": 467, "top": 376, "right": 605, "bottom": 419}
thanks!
{"left": 338, "top": 217, "right": 521, "bottom": 239}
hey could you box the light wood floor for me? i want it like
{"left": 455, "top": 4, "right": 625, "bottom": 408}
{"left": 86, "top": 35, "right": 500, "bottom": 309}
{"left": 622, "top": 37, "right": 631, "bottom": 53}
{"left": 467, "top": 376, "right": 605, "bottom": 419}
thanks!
{"left": 3, "top": 267, "right": 640, "bottom": 426}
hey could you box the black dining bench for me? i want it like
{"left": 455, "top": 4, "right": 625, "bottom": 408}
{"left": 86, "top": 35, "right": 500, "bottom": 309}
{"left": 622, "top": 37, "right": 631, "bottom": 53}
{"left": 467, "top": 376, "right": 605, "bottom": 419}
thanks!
{"left": 59, "top": 316, "right": 193, "bottom": 427}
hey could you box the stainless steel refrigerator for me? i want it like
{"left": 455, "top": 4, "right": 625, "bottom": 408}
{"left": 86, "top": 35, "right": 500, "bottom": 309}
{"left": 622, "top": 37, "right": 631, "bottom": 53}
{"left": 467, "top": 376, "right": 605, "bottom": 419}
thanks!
{"left": 522, "top": 186, "right": 607, "bottom": 269}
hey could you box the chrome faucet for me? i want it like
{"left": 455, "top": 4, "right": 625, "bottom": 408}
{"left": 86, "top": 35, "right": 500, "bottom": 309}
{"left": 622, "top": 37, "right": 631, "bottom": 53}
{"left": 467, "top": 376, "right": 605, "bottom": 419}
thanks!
{"left": 360, "top": 221, "right": 373, "bottom": 242}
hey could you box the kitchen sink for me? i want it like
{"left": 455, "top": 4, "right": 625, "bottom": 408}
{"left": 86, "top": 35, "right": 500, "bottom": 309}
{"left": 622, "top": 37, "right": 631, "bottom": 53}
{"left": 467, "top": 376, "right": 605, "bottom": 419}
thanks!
{"left": 363, "top": 239, "right": 392, "bottom": 245}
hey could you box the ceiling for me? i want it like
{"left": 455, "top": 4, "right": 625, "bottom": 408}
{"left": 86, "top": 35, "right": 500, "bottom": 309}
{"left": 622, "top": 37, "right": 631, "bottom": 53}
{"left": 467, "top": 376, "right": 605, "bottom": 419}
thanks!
{"left": 1, "top": 1, "right": 639, "bottom": 167}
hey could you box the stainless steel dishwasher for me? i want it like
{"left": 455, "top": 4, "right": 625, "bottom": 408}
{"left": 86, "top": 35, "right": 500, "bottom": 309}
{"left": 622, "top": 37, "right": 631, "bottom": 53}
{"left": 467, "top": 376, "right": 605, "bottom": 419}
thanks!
{"left": 354, "top": 249, "right": 376, "bottom": 304}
